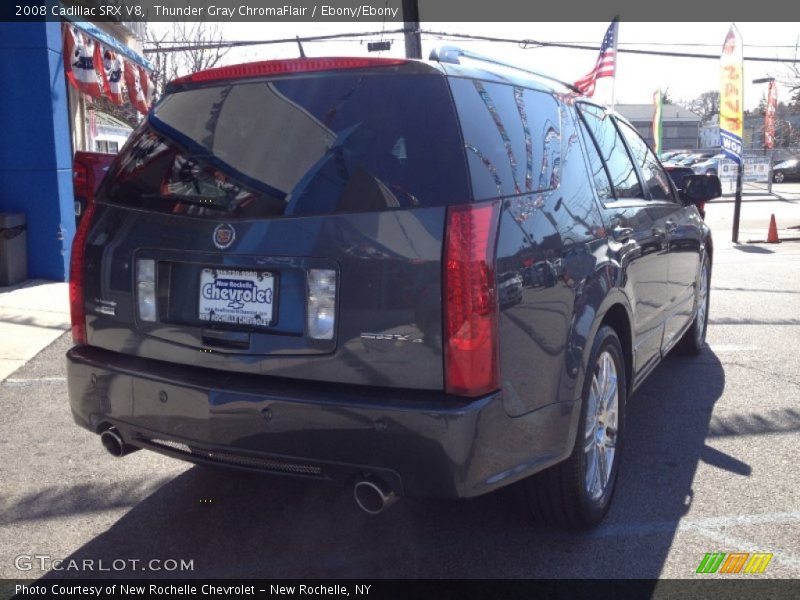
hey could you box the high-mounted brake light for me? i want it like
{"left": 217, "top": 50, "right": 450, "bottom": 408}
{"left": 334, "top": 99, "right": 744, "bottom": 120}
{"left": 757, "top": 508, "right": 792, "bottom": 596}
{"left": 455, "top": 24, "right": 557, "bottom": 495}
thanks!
{"left": 169, "top": 57, "right": 407, "bottom": 88}
{"left": 69, "top": 200, "right": 96, "bottom": 345}
{"left": 444, "top": 201, "right": 501, "bottom": 397}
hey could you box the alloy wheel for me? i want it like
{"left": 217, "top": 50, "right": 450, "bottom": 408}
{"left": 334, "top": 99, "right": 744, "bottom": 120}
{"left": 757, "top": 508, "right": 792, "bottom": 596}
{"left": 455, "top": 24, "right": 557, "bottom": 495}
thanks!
{"left": 584, "top": 351, "right": 619, "bottom": 501}
{"left": 696, "top": 260, "right": 709, "bottom": 345}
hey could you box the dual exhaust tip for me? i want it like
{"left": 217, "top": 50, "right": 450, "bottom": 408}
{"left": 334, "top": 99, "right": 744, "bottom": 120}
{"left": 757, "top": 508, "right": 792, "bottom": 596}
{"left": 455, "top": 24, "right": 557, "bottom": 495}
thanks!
{"left": 99, "top": 428, "right": 398, "bottom": 514}
{"left": 353, "top": 477, "right": 398, "bottom": 515}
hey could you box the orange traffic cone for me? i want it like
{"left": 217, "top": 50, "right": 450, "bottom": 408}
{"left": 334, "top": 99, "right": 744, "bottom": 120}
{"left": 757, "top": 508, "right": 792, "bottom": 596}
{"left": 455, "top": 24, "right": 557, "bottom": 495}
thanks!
{"left": 767, "top": 214, "right": 780, "bottom": 243}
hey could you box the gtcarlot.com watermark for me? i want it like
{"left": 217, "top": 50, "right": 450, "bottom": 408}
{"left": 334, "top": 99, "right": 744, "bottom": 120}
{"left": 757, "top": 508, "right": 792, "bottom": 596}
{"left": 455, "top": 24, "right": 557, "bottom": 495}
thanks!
{"left": 14, "top": 554, "right": 194, "bottom": 573}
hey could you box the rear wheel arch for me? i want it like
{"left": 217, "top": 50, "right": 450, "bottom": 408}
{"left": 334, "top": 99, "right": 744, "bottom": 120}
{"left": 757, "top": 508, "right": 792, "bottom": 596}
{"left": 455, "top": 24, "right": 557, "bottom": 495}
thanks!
{"left": 563, "top": 293, "right": 633, "bottom": 461}
{"left": 599, "top": 303, "right": 633, "bottom": 399}
{"left": 523, "top": 323, "right": 628, "bottom": 528}
{"left": 704, "top": 235, "right": 713, "bottom": 266}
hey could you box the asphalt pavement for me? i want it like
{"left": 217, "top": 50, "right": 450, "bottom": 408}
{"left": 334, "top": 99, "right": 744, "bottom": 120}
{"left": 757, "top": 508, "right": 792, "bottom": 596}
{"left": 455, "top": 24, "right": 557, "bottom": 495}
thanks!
{"left": 1, "top": 190, "right": 799, "bottom": 580}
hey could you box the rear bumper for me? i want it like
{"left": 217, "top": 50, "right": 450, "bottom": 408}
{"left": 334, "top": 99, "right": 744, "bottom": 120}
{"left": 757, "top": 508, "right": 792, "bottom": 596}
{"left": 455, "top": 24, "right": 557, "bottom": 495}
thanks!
{"left": 67, "top": 346, "right": 575, "bottom": 498}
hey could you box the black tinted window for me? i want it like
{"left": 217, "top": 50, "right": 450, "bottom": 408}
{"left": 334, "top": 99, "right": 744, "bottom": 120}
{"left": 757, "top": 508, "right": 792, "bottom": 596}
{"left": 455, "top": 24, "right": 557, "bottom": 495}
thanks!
{"left": 577, "top": 104, "right": 643, "bottom": 200}
{"left": 576, "top": 118, "right": 614, "bottom": 202}
{"left": 449, "top": 79, "right": 562, "bottom": 199}
{"left": 615, "top": 119, "right": 674, "bottom": 201}
{"left": 100, "top": 73, "right": 469, "bottom": 218}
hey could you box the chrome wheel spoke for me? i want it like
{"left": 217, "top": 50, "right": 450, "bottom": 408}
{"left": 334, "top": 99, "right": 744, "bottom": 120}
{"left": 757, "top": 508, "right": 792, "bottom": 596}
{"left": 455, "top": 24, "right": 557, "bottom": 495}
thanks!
{"left": 598, "top": 446, "right": 609, "bottom": 489}
{"left": 584, "top": 430, "right": 596, "bottom": 453}
{"left": 604, "top": 372, "right": 618, "bottom": 409}
{"left": 599, "top": 354, "right": 611, "bottom": 407}
{"left": 604, "top": 447, "right": 616, "bottom": 482}
{"left": 585, "top": 377, "right": 600, "bottom": 439}
{"left": 591, "top": 447, "right": 602, "bottom": 497}
{"left": 585, "top": 444, "right": 598, "bottom": 496}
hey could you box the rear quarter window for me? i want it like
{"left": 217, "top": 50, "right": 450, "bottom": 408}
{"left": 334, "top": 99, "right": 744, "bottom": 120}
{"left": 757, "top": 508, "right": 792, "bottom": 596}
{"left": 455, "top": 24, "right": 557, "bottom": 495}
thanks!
{"left": 99, "top": 72, "right": 470, "bottom": 218}
{"left": 448, "top": 78, "right": 562, "bottom": 200}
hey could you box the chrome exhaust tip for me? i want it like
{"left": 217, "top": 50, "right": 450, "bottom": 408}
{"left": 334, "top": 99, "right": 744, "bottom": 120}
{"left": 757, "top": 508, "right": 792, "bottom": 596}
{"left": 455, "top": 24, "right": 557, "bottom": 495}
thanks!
{"left": 353, "top": 477, "right": 399, "bottom": 515}
{"left": 100, "top": 428, "right": 139, "bottom": 458}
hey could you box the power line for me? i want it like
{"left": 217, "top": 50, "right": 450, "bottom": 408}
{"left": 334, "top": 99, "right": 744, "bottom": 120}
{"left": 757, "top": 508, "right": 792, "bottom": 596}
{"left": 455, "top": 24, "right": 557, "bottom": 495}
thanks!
{"left": 424, "top": 29, "right": 800, "bottom": 63}
{"left": 143, "top": 28, "right": 410, "bottom": 52}
{"left": 143, "top": 28, "right": 800, "bottom": 64}
{"left": 149, "top": 38, "right": 800, "bottom": 49}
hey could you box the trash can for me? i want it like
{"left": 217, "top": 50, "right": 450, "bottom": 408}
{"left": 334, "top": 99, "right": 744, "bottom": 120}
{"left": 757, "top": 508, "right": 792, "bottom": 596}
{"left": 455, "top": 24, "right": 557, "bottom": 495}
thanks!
{"left": 0, "top": 212, "right": 27, "bottom": 286}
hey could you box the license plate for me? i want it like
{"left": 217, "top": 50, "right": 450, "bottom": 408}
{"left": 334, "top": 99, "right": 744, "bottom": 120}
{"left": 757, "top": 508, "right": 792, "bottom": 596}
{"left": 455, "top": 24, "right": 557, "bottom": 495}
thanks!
{"left": 198, "top": 269, "right": 275, "bottom": 327}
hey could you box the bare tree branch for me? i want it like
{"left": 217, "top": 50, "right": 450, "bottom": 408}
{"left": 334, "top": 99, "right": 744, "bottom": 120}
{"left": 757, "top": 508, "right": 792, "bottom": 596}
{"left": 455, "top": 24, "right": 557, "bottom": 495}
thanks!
{"left": 679, "top": 91, "right": 720, "bottom": 124}
{"left": 146, "top": 23, "right": 229, "bottom": 101}
{"left": 777, "top": 36, "right": 800, "bottom": 111}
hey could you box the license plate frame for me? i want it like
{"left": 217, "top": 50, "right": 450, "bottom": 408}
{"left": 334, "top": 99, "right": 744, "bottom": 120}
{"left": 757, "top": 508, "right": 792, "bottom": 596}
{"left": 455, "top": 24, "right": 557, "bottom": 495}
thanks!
{"left": 198, "top": 268, "right": 276, "bottom": 328}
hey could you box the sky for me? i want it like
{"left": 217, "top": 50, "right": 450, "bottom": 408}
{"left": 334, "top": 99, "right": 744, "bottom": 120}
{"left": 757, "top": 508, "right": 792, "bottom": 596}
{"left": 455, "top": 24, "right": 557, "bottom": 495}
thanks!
{"left": 148, "top": 22, "right": 800, "bottom": 111}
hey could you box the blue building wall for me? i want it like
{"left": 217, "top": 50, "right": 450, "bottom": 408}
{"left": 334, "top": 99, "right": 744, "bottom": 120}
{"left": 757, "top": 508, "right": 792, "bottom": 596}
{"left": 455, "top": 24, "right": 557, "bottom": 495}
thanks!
{"left": 0, "top": 22, "right": 75, "bottom": 281}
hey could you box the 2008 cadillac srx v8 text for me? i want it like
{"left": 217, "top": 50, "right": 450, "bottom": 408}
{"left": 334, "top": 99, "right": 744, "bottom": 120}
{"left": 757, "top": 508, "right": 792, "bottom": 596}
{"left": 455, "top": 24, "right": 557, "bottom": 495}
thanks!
{"left": 66, "top": 48, "right": 721, "bottom": 528}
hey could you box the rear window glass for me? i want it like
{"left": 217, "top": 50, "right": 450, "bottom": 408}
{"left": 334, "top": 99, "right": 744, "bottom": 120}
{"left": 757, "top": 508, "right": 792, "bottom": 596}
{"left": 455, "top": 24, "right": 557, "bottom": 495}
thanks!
{"left": 99, "top": 73, "right": 469, "bottom": 218}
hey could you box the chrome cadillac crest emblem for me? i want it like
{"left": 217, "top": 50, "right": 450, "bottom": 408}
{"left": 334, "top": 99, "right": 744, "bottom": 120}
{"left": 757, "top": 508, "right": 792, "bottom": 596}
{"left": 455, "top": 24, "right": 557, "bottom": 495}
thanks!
{"left": 213, "top": 223, "right": 236, "bottom": 250}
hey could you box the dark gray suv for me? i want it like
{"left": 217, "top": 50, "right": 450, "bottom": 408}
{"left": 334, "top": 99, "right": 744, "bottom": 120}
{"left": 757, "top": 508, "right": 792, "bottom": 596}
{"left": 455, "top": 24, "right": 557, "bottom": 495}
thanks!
{"left": 66, "top": 48, "right": 719, "bottom": 528}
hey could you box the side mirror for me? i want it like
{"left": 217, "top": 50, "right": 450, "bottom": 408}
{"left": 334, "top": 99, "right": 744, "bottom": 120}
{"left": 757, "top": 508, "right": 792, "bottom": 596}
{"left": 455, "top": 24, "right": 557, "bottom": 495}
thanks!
{"left": 681, "top": 174, "right": 721, "bottom": 204}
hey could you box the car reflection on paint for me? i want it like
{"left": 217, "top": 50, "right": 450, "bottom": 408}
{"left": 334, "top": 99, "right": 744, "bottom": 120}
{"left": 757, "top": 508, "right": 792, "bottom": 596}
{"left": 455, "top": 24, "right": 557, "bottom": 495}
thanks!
{"left": 498, "top": 271, "right": 524, "bottom": 307}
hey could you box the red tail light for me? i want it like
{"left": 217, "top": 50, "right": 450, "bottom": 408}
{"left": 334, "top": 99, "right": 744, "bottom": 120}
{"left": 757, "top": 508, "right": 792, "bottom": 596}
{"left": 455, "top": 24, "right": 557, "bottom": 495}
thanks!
{"left": 69, "top": 200, "right": 96, "bottom": 345}
{"left": 169, "top": 57, "right": 406, "bottom": 88}
{"left": 444, "top": 201, "right": 501, "bottom": 397}
{"left": 73, "top": 161, "right": 89, "bottom": 199}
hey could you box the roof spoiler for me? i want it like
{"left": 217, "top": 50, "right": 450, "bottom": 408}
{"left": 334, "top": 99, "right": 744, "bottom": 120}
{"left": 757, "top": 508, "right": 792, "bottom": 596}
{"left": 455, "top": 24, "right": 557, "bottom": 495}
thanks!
{"left": 167, "top": 57, "right": 406, "bottom": 91}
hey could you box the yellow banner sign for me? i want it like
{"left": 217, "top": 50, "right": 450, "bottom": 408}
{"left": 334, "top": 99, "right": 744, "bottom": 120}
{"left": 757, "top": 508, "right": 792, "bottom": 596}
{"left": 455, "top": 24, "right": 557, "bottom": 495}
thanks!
{"left": 719, "top": 24, "right": 743, "bottom": 162}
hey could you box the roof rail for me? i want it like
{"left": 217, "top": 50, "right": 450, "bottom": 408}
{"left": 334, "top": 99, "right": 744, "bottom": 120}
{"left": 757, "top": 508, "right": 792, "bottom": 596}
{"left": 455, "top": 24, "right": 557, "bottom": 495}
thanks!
{"left": 429, "top": 45, "right": 581, "bottom": 94}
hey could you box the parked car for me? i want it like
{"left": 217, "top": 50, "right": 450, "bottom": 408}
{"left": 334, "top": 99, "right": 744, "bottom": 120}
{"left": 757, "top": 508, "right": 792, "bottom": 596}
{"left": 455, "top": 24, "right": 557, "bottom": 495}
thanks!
{"left": 498, "top": 271, "right": 524, "bottom": 306}
{"left": 691, "top": 153, "right": 727, "bottom": 176}
{"left": 674, "top": 152, "right": 717, "bottom": 168}
{"left": 66, "top": 50, "right": 719, "bottom": 529}
{"left": 72, "top": 151, "right": 114, "bottom": 224}
{"left": 658, "top": 150, "right": 690, "bottom": 162}
{"left": 662, "top": 152, "right": 692, "bottom": 166}
{"left": 772, "top": 158, "right": 800, "bottom": 183}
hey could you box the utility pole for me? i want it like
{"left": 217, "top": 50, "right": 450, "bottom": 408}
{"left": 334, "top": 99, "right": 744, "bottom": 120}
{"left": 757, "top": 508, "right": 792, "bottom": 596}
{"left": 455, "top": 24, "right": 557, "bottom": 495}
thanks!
{"left": 402, "top": 0, "right": 422, "bottom": 59}
{"left": 731, "top": 161, "right": 744, "bottom": 243}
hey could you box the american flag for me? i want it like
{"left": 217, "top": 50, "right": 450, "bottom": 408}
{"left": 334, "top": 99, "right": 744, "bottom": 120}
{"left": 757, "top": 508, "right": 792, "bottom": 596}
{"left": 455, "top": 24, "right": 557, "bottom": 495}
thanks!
{"left": 574, "top": 20, "right": 618, "bottom": 97}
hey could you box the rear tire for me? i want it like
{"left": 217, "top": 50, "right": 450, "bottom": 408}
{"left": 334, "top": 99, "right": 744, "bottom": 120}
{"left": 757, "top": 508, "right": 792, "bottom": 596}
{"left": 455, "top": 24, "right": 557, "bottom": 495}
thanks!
{"left": 522, "top": 325, "right": 626, "bottom": 529}
{"left": 773, "top": 171, "right": 785, "bottom": 183}
{"left": 676, "top": 253, "right": 710, "bottom": 356}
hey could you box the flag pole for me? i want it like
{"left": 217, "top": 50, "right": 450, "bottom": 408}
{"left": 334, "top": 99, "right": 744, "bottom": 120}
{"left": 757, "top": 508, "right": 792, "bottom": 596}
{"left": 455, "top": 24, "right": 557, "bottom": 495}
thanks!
{"left": 610, "top": 18, "right": 619, "bottom": 111}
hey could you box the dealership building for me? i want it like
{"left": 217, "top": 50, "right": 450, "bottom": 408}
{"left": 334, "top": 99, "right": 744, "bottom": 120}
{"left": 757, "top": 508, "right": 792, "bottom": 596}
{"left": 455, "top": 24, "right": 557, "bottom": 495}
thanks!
{"left": 616, "top": 103, "right": 702, "bottom": 151}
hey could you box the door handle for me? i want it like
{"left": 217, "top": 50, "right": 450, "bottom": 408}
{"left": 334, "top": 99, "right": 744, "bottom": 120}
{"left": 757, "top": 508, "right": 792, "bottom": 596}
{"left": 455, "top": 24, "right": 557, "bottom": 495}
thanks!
{"left": 611, "top": 227, "right": 634, "bottom": 243}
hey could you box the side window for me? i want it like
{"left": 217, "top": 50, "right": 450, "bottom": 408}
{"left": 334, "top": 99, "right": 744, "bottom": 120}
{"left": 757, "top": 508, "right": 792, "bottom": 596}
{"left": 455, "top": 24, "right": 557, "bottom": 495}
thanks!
{"left": 616, "top": 119, "right": 675, "bottom": 201}
{"left": 449, "top": 78, "right": 562, "bottom": 199}
{"left": 576, "top": 118, "right": 614, "bottom": 202}
{"left": 577, "top": 103, "right": 643, "bottom": 200}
